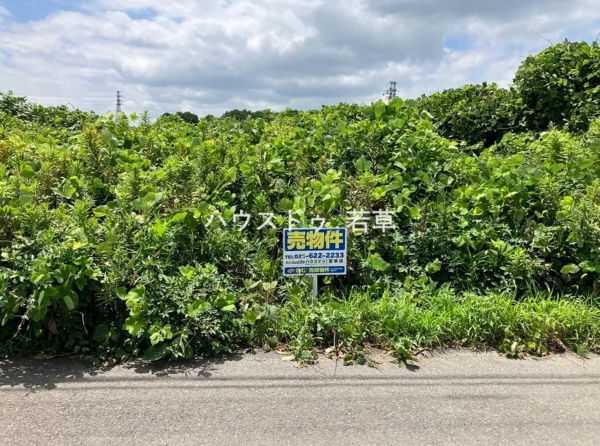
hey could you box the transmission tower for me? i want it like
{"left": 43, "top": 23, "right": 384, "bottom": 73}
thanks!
{"left": 384, "top": 81, "right": 397, "bottom": 102}
{"left": 116, "top": 91, "right": 122, "bottom": 113}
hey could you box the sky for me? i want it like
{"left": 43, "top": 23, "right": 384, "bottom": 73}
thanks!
{"left": 0, "top": 0, "right": 599, "bottom": 117}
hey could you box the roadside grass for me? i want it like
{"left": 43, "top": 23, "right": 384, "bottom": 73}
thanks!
{"left": 273, "top": 287, "right": 600, "bottom": 364}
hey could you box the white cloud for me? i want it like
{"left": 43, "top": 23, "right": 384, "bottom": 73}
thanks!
{"left": 0, "top": 0, "right": 599, "bottom": 116}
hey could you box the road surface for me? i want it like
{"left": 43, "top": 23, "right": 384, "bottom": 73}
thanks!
{"left": 1, "top": 349, "right": 600, "bottom": 445}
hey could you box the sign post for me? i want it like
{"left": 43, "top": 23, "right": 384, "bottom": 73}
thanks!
{"left": 283, "top": 228, "right": 348, "bottom": 297}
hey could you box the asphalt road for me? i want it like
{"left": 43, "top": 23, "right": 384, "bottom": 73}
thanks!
{"left": 1, "top": 349, "right": 600, "bottom": 446}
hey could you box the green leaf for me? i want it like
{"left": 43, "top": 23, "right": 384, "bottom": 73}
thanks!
{"left": 18, "top": 185, "right": 34, "bottom": 206}
{"left": 240, "top": 163, "right": 253, "bottom": 175}
{"left": 384, "top": 317, "right": 398, "bottom": 333}
{"left": 179, "top": 266, "right": 196, "bottom": 280}
{"left": 93, "top": 325, "right": 111, "bottom": 343}
{"left": 187, "top": 300, "right": 211, "bottom": 318}
{"left": 279, "top": 198, "right": 294, "bottom": 211}
{"left": 355, "top": 156, "right": 373, "bottom": 172}
{"left": 408, "top": 207, "right": 421, "bottom": 219}
{"left": 425, "top": 259, "right": 442, "bottom": 274}
{"left": 171, "top": 212, "right": 188, "bottom": 223}
{"left": 375, "top": 103, "right": 387, "bottom": 118}
{"left": 123, "top": 316, "right": 146, "bottom": 336}
{"left": 63, "top": 295, "right": 75, "bottom": 310}
{"left": 214, "top": 293, "right": 237, "bottom": 308}
{"left": 143, "top": 344, "right": 167, "bottom": 361}
{"left": 560, "top": 264, "right": 580, "bottom": 275}
{"left": 102, "top": 128, "right": 114, "bottom": 144}
{"left": 44, "top": 286, "right": 59, "bottom": 298}
{"left": 221, "top": 304, "right": 236, "bottom": 312}
{"left": 245, "top": 310, "right": 258, "bottom": 325}
{"left": 20, "top": 163, "right": 35, "bottom": 179}
{"left": 510, "top": 154, "right": 525, "bottom": 166}
{"left": 369, "top": 254, "right": 390, "bottom": 271}
{"left": 76, "top": 276, "right": 87, "bottom": 290}
{"left": 55, "top": 183, "right": 77, "bottom": 199}
{"left": 514, "top": 210, "right": 525, "bottom": 222}
{"left": 31, "top": 305, "right": 48, "bottom": 322}
{"left": 120, "top": 286, "right": 146, "bottom": 302}
{"left": 579, "top": 261, "right": 598, "bottom": 273}
{"left": 93, "top": 205, "right": 110, "bottom": 217}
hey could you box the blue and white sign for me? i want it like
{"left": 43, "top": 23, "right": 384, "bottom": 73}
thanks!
{"left": 283, "top": 228, "right": 347, "bottom": 276}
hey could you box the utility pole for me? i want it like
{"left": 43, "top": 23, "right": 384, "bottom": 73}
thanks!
{"left": 384, "top": 81, "right": 397, "bottom": 103}
{"left": 116, "top": 91, "right": 122, "bottom": 113}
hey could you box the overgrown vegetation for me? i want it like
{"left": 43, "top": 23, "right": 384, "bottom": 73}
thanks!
{"left": 418, "top": 40, "right": 600, "bottom": 147}
{"left": 1, "top": 40, "right": 600, "bottom": 363}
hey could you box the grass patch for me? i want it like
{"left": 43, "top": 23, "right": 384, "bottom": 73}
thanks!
{"left": 273, "top": 287, "right": 600, "bottom": 363}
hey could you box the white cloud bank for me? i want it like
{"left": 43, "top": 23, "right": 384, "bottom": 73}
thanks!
{"left": 0, "top": 0, "right": 599, "bottom": 116}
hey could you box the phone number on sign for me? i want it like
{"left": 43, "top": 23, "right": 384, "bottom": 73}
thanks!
{"left": 285, "top": 253, "right": 345, "bottom": 260}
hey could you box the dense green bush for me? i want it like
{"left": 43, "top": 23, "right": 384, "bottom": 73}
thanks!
{"left": 1, "top": 40, "right": 600, "bottom": 362}
{"left": 417, "top": 40, "right": 600, "bottom": 147}
{"left": 417, "top": 83, "right": 516, "bottom": 147}
{"left": 514, "top": 40, "right": 600, "bottom": 133}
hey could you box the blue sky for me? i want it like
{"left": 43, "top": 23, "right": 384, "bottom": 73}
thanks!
{"left": 0, "top": 0, "right": 82, "bottom": 22}
{"left": 0, "top": 0, "right": 599, "bottom": 116}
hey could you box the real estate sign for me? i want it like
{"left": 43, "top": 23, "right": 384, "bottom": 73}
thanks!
{"left": 283, "top": 228, "right": 347, "bottom": 277}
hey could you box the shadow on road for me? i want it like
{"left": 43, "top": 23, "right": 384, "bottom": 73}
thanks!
{"left": 0, "top": 353, "right": 244, "bottom": 390}
{"left": 0, "top": 357, "right": 92, "bottom": 390}
{"left": 124, "top": 353, "right": 244, "bottom": 379}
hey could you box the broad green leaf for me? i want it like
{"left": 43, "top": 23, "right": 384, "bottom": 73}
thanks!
{"left": 102, "top": 128, "right": 114, "bottom": 144}
{"left": 425, "top": 259, "right": 442, "bottom": 274}
{"left": 20, "top": 163, "right": 35, "bottom": 179}
{"left": 18, "top": 185, "right": 34, "bottom": 206}
{"left": 171, "top": 212, "right": 188, "bottom": 223}
{"left": 44, "top": 286, "right": 59, "bottom": 298}
{"left": 245, "top": 310, "right": 258, "bottom": 325}
{"left": 93, "top": 325, "right": 111, "bottom": 343}
{"left": 143, "top": 344, "right": 167, "bottom": 361}
{"left": 560, "top": 264, "right": 580, "bottom": 275}
{"left": 408, "top": 207, "right": 421, "bottom": 219}
{"left": 510, "top": 154, "right": 525, "bottom": 166}
{"left": 93, "top": 205, "right": 111, "bottom": 217}
{"left": 179, "top": 266, "right": 196, "bottom": 279}
{"left": 279, "top": 198, "right": 294, "bottom": 211}
{"left": 123, "top": 316, "right": 146, "bottom": 336}
{"left": 355, "top": 156, "right": 373, "bottom": 172}
{"left": 63, "top": 295, "right": 75, "bottom": 310}
{"left": 369, "top": 254, "right": 390, "bottom": 271}
{"left": 375, "top": 103, "right": 387, "bottom": 118}
{"left": 187, "top": 300, "right": 211, "bottom": 318}
{"left": 240, "top": 163, "right": 253, "bottom": 175}
{"left": 514, "top": 210, "right": 525, "bottom": 222}
{"left": 384, "top": 317, "right": 398, "bottom": 333}
{"left": 579, "top": 261, "right": 597, "bottom": 273}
